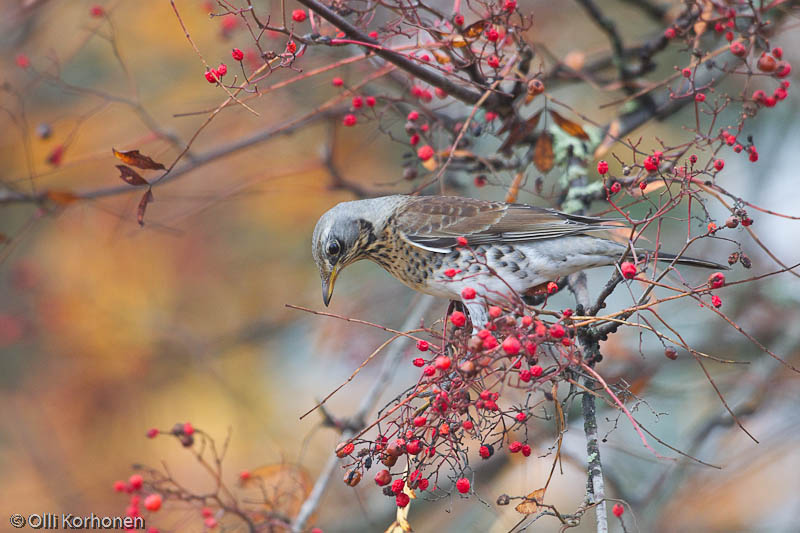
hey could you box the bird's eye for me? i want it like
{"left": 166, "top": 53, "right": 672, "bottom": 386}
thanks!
{"left": 326, "top": 240, "right": 341, "bottom": 256}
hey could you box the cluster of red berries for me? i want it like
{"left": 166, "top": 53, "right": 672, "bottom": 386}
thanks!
{"left": 204, "top": 63, "right": 228, "bottom": 84}
{"left": 112, "top": 474, "right": 162, "bottom": 531}
{"left": 334, "top": 294, "right": 589, "bottom": 506}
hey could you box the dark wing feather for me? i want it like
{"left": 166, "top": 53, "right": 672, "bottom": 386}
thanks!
{"left": 394, "top": 196, "right": 623, "bottom": 251}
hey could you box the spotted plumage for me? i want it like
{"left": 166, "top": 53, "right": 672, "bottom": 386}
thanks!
{"left": 312, "top": 195, "right": 726, "bottom": 327}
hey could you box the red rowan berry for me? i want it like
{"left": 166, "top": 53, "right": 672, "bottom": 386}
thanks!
{"left": 487, "top": 55, "right": 500, "bottom": 68}
{"left": 515, "top": 412, "right": 527, "bottom": 422}
{"left": 681, "top": 67, "right": 691, "bottom": 78}
{"left": 129, "top": 474, "right": 143, "bottom": 491}
{"left": 504, "top": 0, "right": 517, "bottom": 12}
{"left": 773, "top": 47, "right": 783, "bottom": 59}
{"left": 776, "top": 61, "right": 791, "bottom": 78}
{"left": 454, "top": 13, "right": 464, "bottom": 26}
{"left": 407, "top": 110, "right": 419, "bottom": 121}
{"left": 204, "top": 517, "right": 218, "bottom": 529}
{"left": 752, "top": 89, "right": 766, "bottom": 102}
{"left": 488, "top": 306, "right": 502, "bottom": 318}
{"left": 749, "top": 149, "right": 759, "bottom": 162}
{"left": 444, "top": 268, "right": 457, "bottom": 278}
{"left": 775, "top": 87, "right": 787, "bottom": 101}
{"left": 332, "top": 77, "right": 344, "bottom": 87}
{"left": 419, "top": 89, "right": 433, "bottom": 102}
{"left": 643, "top": 155, "right": 658, "bottom": 172}
{"left": 613, "top": 503, "right": 624, "bottom": 517}
{"left": 146, "top": 428, "right": 158, "bottom": 439}
{"left": 413, "top": 358, "right": 425, "bottom": 367}
{"left": 439, "top": 423, "right": 450, "bottom": 436}
{"left": 409, "top": 134, "right": 420, "bottom": 146}
{"left": 456, "top": 477, "right": 470, "bottom": 493}
{"left": 423, "top": 365, "right": 435, "bottom": 376}
{"left": 201, "top": 508, "right": 214, "bottom": 518}
{"left": 418, "top": 478, "right": 429, "bottom": 490}
{"left": 730, "top": 41, "right": 746, "bottom": 57}
{"left": 90, "top": 5, "right": 104, "bottom": 17}
{"left": 368, "top": 31, "right": 378, "bottom": 39}
{"left": 182, "top": 422, "right": 194, "bottom": 436}
{"left": 610, "top": 182, "right": 621, "bottom": 194}
{"left": 621, "top": 261, "right": 636, "bottom": 279}
{"left": 292, "top": 10, "right": 306, "bottom": 22}
{"left": 417, "top": 145, "right": 434, "bottom": 161}
{"left": 546, "top": 281, "right": 558, "bottom": 294}
{"left": 597, "top": 160, "right": 609, "bottom": 175}
{"left": 205, "top": 70, "right": 218, "bottom": 83}
{"left": 416, "top": 340, "right": 429, "bottom": 351}
{"left": 479, "top": 445, "right": 492, "bottom": 458}
{"left": 239, "top": 470, "right": 251, "bottom": 481}
{"left": 462, "top": 420, "right": 474, "bottom": 430}
{"left": 509, "top": 441, "right": 522, "bottom": 453}
{"left": 664, "top": 27, "right": 676, "bottom": 39}
{"left": 764, "top": 96, "right": 777, "bottom": 107}
{"left": 435, "top": 87, "right": 448, "bottom": 99}
{"left": 449, "top": 311, "right": 466, "bottom": 327}
{"left": 114, "top": 481, "right": 126, "bottom": 492}
{"left": 413, "top": 416, "right": 427, "bottom": 427}
{"left": 711, "top": 295, "right": 722, "bottom": 308}
{"left": 285, "top": 41, "right": 297, "bottom": 53}
{"left": 483, "top": 335, "right": 498, "bottom": 351}
{"left": 216, "top": 63, "right": 227, "bottom": 76}
{"left": 695, "top": 92, "right": 706, "bottom": 102}
{"left": 519, "top": 369, "right": 531, "bottom": 382}
{"left": 352, "top": 96, "right": 363, "bottom": 108}
{"left": 502, "top": 336, "right": 521, "bottom": 355}
{"left": 396, "top": 493, "right": 410, "bottom": 507}
{"left": 375, "top": 470, "right": 391, "bottom": 486}
{"left": 461, "top": 287, "right": 477, "bottom": 299}
{"left": 689, "top": 154, "right": 698, "bottom": 164}
{"left": 144, "top": 494, "right": 162, "bottom": 512}
{"left": 456, "top": 236, "right": 468, "bottom": 246}
{"left": 342, "top": 114, "right": 357, "bottom": 127}
{"left": 549, "top": 324, "right": 565, "bottom": 339}
{"left": 435, "top": 355, "right": 452, "bottom": 370}
{"left": 725, "top": 31, "right": 734, "bottom": 42}
{"left": 486, "top": 28, "right": 499, "bottom": 42}
{"left": 531, "top": 365, "right": 543, "bottom": 377}
{"left": 365, "top": 96, "right": 376, "bottom": 107}
{"left": 714, "top": 159, "right": 724, "bottom": 171}
{"left": 231, "top": 48, "right": 244, "bottom": 61}
{"left": 521, "top": 444, "right": 531, "bottom": 456}
{"left": 758, "top": 53, "right": 777, "bottom": 72}
{"left": 485, "top": 111, "right": 497, "bottom": 121}
{"left": 709, "top": 272, "right": 725, "bottom": 289}
{"left": 406, "top": 439, "right": 422, "bottom": 455}
{"left": 521, "top": 315, "right": 533, "bottom": 327}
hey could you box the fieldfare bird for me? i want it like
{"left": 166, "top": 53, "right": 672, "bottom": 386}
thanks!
{"left": 312, "top": 195, "right": 724, "bottom": 327}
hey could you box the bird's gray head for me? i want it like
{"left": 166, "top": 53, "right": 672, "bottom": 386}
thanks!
{"left": 312, "top": 196, "right": 404, "bottom": 306}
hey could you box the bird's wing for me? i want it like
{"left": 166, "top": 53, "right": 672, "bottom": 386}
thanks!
{"left": 394, "top": 196, "right": 623, "bottom": 251}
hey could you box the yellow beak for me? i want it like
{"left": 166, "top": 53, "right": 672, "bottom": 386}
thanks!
{"left": 322, "top": 266, "right": 338, "bottom": 307}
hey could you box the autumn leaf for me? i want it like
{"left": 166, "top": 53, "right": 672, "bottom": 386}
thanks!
{"left": 515, "top": 488, "right": 546, "bottom": 514}
{"left": 532, "top": 132, "right": 554, "bottom": 172}
{"left": 432, "top": 51, "right": 451, "bottom": 64}
{"left": 463, "top": 20, "right": 487, "bottom": 38}
{"left": 112, "top": 148, "right": 165, "bottom": 171}
{"left": 116, "top": 165, "right": 149, "bottom": 186}
{"left": 549, "top": 110, "right": 590, "bottom": 140}
{"left": 46, "top": 190, "right": 80, "bottom": 205}
{"left": 499, "top": 110, "right": 542, "bottom": 155}
{"left": 136, "top": 189, "right": 154, "bottom": 226}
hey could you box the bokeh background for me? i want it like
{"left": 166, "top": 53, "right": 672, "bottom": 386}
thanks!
{"left": 1, "top": 1, "right": 799, "bottom": 532}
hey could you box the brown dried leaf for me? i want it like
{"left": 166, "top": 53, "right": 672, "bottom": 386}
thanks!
{"left": 116, "top": 165, "right": 149, "bottom": 186}
{"left": 112, "top": 148, "right": 166, "bottom": 171}
{"left": 46, "top": 190, "right": 80, "bottom": 205}
{"left": 549, "top": 110, "right": 590, "bottom": 140}
{"left": 694, "top": 1, "right": 714, "bottom": 37}
{"left": 515, "top": 488, "right": 546, "bottom": 515}
{"left": 532, "top": 132, "right": 554, "bottom": 172}
{"left": 464, "top": 20, "right": 487, "bottom": 38}
{"left": 498, "top": 110, "right": 542, "bottom": 155}
{"left": 136, "top": 189, "right": 154, "bottom": 227}
{"left": 432, "top": 51, "right": 451, "bottom": 64}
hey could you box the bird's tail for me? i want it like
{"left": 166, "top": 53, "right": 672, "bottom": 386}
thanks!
{"left": 649, "top": 251, "right": 729, "bottom": 270}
